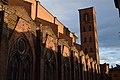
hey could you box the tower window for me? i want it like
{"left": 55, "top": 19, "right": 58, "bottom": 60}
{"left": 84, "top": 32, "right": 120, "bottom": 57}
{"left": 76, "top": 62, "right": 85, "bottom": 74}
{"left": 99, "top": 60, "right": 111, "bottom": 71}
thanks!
{"left": 89, "top": 37, "right": 92, "bottom": 42}
{"left": 89, "top": 26, "right": 92, "bottom": 31}
{"left": 84, "top": 48, "right": 88, "bottom": 54}
{"left": 84, "top": 13, "right": 89, "bottom": 22}
{"left": 83, "top": 26, "right": 86, "bottom": 32}
{"left": 84, "top": 38, "right": 87, "bottom": 42}
{"left": 90, "top": 48, "right": 93, "bottom": 52}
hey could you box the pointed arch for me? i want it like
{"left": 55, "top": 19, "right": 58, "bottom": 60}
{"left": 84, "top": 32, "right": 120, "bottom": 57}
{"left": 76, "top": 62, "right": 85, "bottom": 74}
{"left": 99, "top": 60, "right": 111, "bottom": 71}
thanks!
{"left": 7, "top": 35, "right": 33, "bottom": 80}
{"left": 44, "top": 49, "right": 57, "bottom": 80}
{"left": 7, "top": 54, "right": 19, "bottom": 80}
{"left": 63, "top": 57, "right": 70, "bottom": 80}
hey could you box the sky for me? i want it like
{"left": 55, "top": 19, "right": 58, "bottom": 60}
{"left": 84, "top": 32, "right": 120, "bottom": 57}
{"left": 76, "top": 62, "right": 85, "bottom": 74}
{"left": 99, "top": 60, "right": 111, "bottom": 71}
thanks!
{"left": 39, "top": 0, "right": 120, "bottom": 67}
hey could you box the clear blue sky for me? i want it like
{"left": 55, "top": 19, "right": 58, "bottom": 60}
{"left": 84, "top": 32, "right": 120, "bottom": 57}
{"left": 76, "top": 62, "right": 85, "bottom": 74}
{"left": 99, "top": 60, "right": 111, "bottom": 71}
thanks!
{"left": 39, "top": 0, "right": 120, "bottom": 67}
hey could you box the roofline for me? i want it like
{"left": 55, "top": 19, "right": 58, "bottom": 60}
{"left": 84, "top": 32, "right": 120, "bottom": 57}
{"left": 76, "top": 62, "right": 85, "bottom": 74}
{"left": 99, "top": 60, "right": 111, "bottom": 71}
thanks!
{"left": 78, "top": 6, "right": 94, "bottom": 11}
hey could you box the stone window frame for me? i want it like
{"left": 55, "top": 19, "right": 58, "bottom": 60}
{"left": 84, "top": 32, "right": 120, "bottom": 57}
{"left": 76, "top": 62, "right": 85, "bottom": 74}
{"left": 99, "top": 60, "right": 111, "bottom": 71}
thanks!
{"left": 7, "top": 37, "right": 32, "bottom": 80}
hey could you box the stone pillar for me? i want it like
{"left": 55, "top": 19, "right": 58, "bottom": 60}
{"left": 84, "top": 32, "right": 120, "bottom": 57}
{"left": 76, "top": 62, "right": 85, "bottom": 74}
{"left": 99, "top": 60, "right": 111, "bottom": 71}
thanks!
{"left": 86, "top": 59, "right": 89, "bottom": 80}
{"left": 35, "top": 28, "right": 42, "bottom": 80}
{"left": 0, "top": 11, "right": 4, "bottom": 44}
{"left": 57, "top": 45, "right": 62, "bottom": 80}
{"left": 92, "top": 61, "right": 95, "bottom": 80}
{"left": 94, "top": 63, "right": 98, "bottom": 80}
{"left": 90, "top": 62, "right": 93, "bottom": 80}
{"left": 79, "top": 56, "right": 83, "bottom": 80}
{"left": 0, "top": 11, "right": 9, "bottom": 80}
{"left": 70, "top": 51, "right": 74, "bottom": 80}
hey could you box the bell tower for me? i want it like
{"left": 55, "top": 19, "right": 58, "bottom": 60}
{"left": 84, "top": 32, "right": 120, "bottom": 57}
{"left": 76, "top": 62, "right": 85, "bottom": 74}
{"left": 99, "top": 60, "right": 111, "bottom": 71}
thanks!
{"left": 79, "top": 7, "right": 100, "bottom": 64}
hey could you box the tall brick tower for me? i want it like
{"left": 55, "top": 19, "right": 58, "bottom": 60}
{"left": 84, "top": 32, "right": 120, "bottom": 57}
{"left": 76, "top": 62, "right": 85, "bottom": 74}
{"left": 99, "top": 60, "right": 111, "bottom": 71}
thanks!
{"left": 79, "top": 7, "right": 100, "bottom": 64}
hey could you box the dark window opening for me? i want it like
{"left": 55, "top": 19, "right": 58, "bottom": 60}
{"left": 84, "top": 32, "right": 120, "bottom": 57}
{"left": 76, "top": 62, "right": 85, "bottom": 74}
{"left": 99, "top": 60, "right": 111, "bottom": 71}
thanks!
{"left": 63, "top": 57, "right": 70, "bottom": 80}
{"left": 90, "top": 13, "right": 94, "bottom": 21}
{"left": 89, "top": 26, "right": 92, "bottom": 31}
{"left": 7, "top": 55, "right": 19, "bottom": 80}
{"left": 90, "top": 48, "right": 93, "bottom": 52}
{"left": 7, "top": 37, "right": 32, "bottom": 80}
{"left": 89, "top": 37, "right": 92, "bottom": 42}
{"left": 84, "top": 38, "right": 87, "bottom": 42}
{"left": 83, "top": 26, "right": 86, "bottom": 32}
{"left": 84, "top": 48, "right": 88, "bottom": 54}
{"left": 44, "top": 50, "right": 55, "bottom": 80}
{"left": 114, "top": 74, "right": 117, "bottom": 77}
{"left": 22, "top": 59, "right": 30, "bottom": 80}
{"left": 84, "top": 13, "right": 89, "bottom": 22}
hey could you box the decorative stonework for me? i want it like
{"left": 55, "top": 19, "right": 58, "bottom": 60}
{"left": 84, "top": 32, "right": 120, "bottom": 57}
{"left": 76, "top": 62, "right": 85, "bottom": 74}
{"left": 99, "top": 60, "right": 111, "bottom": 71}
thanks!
{"left": 44, "top": 50, "right": 56, "bottom": 80}
{"left": 17, "top": 38, "right": 27, "bottom": 54}
{"left": 63, "top": 46, "right": 70, "bottom": 57}
{"left": 7, "top": 37, "right": 32, "bottom": 80}
{"left": 63, "top": 57, "right": 70, "bottom": 80}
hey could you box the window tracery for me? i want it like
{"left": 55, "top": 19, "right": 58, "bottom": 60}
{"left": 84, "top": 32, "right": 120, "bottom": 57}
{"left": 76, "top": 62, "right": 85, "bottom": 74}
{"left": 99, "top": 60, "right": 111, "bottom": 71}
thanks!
{"left": 63, "top": 57, "right": 70, "bottom": 80}
{"left": 7, "top": 37, "right": 32, "bottom": 80}
{"left": 22, "top": 58, "right": 30, "bottom": 80}
{"left": 44, "top": 50, "right": 56, "bottom": 80}
{"left": 17, "top": 38, "right": 27, "bottom": 54}
{"left": 7, "top": 55, "right": 19, "bottom": 80}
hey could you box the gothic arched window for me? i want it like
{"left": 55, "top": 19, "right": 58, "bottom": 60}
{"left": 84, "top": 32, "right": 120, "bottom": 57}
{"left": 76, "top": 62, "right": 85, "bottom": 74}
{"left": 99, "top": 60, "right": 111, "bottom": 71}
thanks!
{"left": 63, "top": 57, "right": 70, "bottom": 80}
{"left": 84, "top": 48, "right": 88, "bottom": 54}
{"left": 7, "top": 37, "right": 32, "bottom": 80}
{"left": 44, "top": 50, "right": 55, "bottom": 80}
{"left": 22, "top": 58, "right": 30, "bottom": 80}
{"left": 7, "top": 55, "right": 19, "bottom": 80}
{"left": 84, "top": 13, "right": 89, "bottom": 22}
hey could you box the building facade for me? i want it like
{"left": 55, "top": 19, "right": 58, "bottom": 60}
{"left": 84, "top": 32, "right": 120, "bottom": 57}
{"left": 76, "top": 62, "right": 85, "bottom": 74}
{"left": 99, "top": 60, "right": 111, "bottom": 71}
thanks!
{"left": 100, "top": 63, "right": 109, "bottom": 80}
{"left": 109, "top": 65, "right": 120, "bottom": 80}
{"left": 0, "top": 0, "right": 101, "bottom": 80}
